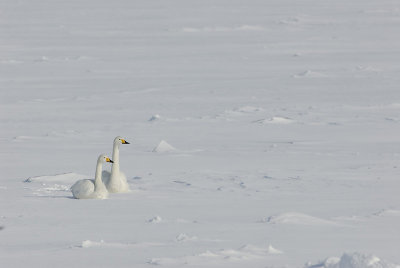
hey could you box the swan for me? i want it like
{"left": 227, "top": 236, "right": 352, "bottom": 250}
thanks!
{"left": 71, "top": 155, "right": 113, "bottom": 199}
{"left": 102, "top": 136, "right": 130, "bottom": 193}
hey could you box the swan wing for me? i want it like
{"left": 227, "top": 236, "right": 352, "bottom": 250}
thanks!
{"left": 117, "top": 171, "right": 130, "bottom": 192}
{"left": 71, "top": 179, "right": 95, "bottom": 199}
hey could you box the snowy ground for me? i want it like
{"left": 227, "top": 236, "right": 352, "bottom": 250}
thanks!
{"left": 1, "top": 0, "right": 400, "bottom": 267}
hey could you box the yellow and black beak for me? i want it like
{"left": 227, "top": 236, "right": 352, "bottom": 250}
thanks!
{"left": 121, "top": 139, "right": 130, "bottom": 144}
{"left": 106, "top": 157, "right": 114, "bottom": 163}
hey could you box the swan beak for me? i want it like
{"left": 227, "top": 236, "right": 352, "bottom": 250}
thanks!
{"left": 106, "top": 158, "right": 114, "bottom": 163}
{"left": 122, "top": 139, "right": 130, "bottom": 144}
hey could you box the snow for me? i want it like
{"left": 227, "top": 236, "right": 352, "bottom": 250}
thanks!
{"left": 152, "top": 140, "right": 177, "bottom": 153}
{"left": 148, "top": 216, "right": 163, "bottom": 224}
{"left": 262, "top": 212, "right": 339, "bottom": 226}
{"left": 305, "top": 253, "right": 400, "bottom": 268}
{"left": 1, "top": 0, "right": 400, "bottom": 267}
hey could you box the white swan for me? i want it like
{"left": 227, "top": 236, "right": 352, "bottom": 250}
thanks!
{"left": 102, "top": 136, "right": 130, "bottom": 193}
{"left": 71, "top": 154, "right": 113, "bottom": 199}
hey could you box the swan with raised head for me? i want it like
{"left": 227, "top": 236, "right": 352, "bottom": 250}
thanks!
{"left": 71, "top": 155, "right": 113, "bottom": 199}
{"left": 102, "top": 136, "right": 130, "bottom": 193}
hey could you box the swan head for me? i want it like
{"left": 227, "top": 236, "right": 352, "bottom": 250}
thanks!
{"left": 114, "top": 136, "right": 130, "bottom": 145}
{"left": 98, "top": 154, "right": 114, "bottom": 164}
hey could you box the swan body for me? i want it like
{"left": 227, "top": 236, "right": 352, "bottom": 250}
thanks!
{"left": 71, "top": 155, "right": 113, "bottom": 199}
{"left": 102, "top": 136, "right": 130, "bottom": 193}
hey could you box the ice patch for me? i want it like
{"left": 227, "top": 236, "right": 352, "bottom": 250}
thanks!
{"left": 305, "top": 252, "right": 400, "bottom": 268}
{"left": 263, "top": 212, "right": 337, "bottom": 226}
{"left": 153, "top": 140, "right": 176, "bottom": 153}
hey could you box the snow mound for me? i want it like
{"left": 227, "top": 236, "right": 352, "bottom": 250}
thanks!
{"left": 255, "top": 116, "right": 294, "bottom": 124}
{"left": 149, "top": 244, "right": 282, "bottom": 265}
{"left": 305, "top": 252, "right": 400, "bottom": 268}
{"left": 175, "top": 233, "right": 198, "bottom": 242}
{"left": 371, "top": 209, "right": 400, "bottom": 217}
{"left": 239, "top": 244, "right": 283, "bottom": 255}
{"left": 24, "top": 173, "right": 89, "bottom": 183}
{"left": 294, "top": 70, "right": 328, "bottom": 78}
{"left": 224, "top": 106, "right": 263, "bottom": 115}
{"left": 148, "top": 216, "right": 163, "bottom": 223}
{"left": 233, "top": 106, "right": 264, "bottom": 113}
{"left": 264, "top": 212, "right": 336, "bottom": 226}
{"left": 81, "top": 240, "right": 105, "bottom": 248}
{"left": 80, "top": 240, "right": 163, "bottom": 249}
{"left": 182, "top": 25, "right": 264, "bottom": 33}
{"left": 149, "top": 114, "right": 161, "bottom": 121}
{"left": 152, "top": 140, "right": 176, "bottom": 153}
{"left": 13, "top": 135, "right": 37, "bottom": 142}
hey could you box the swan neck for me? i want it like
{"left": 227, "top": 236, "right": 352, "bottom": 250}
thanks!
{"left": 112, "top": 143, "right": 120, "bottom": 172}
{"left": 94, "top": 159, "right": 103, "bottom": 189}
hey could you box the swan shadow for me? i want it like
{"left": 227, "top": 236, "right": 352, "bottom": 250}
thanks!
{"left": 26, "top": 195, "right": 74, "bottom": 199}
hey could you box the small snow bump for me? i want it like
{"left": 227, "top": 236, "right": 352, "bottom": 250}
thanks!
{"left": 175, "top": 233, "right": 198, "bottom": 242}
{"left": 254, "top": 117, "right": 294, "bottom": 124}
{"left": 198, "top": 250, "right": 220, "bottom": 257}
{"left": 233, "top": 106, "right": 263, "bottom": 113}
{"left": 267, "top": 245, "right": 283, "bottom": 255}
{"left": 149, "top": 114, "right": 161, "bottom": 121}
{"left": 294, "top": 70, "right": 328, "bottom": 78}
{"left": 148, "top": 216, "right": 162, "bottom": 223}
{"left": 235, "top": 25, "right": 265, "bottom": 31}
{"left": 81, "top": 240, "right": 105, "bottom": 248}
{"left": 305, "top": 252, "right": 398, "bottom": 268}
{"left": 173, "top": 180, "right": 191, "bottom": 186}
{"left": 148, "top": 259, "right": 161, "bottom": 265}
{"left": 263, "top": 212, "right": 337, "bottom": 226}
{"left": 153, "top": 140, "right": 176, "bottom": 153}
{"left": 182, "top": 25, "right": 265, "bottom": 33}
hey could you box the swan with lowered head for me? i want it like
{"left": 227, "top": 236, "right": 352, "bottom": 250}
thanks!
{"left": 71, "top": 154, "right": 113, "bottom": 199}
{"left": 102, "top": 136, "right": 130, "bottom": 193}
